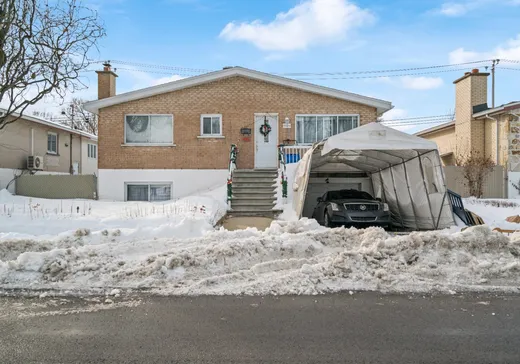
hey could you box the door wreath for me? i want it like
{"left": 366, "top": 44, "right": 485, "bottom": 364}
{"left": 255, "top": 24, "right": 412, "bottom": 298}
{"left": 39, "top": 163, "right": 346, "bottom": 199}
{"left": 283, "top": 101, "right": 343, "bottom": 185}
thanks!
{"left": 259, "top": 118, "right": 272, "bottom": 137}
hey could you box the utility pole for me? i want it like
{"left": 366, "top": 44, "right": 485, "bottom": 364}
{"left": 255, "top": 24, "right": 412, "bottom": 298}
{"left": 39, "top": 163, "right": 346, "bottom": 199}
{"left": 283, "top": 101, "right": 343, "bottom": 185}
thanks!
{"left": 62, "top": 103, "right": 75, "bottom": 175}
{"left": 491, "top": 59, "right": 500, "bottom": 108}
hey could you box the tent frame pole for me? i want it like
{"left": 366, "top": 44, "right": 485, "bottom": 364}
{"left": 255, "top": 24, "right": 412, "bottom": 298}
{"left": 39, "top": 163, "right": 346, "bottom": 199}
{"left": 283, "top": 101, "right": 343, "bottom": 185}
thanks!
{"left": 378, "top": 171, "right": 388, "bottom": 202}
{"left": 417, "top": 151, "right": 437, "bottom": 229}
{"left": 376, "top": 150, "right": 436, "bottom": 174}
{"left": 388, "top": 166, "right": 405, "bottom": 228}
{"left": 376, "top": 150, "right": 422, "bottom": 230}
{"left": 399, "top": 156, "right": 420, "bottom": 230}
{"left": 433, "top": 151, "right": 451, "bottom": 230}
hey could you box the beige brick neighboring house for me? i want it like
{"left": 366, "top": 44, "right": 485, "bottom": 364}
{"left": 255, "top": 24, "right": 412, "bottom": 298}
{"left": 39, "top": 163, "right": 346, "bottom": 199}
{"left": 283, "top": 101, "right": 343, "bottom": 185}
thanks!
{"left": 85, "top": 65, "right": 393, "bottom": 201}
{"left": 416, "top": 69, "right": 520, "bottom": 172}
{"left": 0, "top": 110, "right": 98, "bottom": 193}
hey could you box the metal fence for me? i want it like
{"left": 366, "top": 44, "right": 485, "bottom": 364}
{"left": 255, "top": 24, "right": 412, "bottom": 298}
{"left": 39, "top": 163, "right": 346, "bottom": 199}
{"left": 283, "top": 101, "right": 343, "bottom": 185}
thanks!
{"left": 444, "top": 166, "right": 506, "bottom": 198}
{"left": 16, "top": 174, "right": 97, "bottom": 199}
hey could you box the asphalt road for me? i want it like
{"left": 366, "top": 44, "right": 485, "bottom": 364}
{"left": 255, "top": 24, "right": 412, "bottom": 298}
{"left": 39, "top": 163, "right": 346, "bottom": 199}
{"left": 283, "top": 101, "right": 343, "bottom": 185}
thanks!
{"left": 1, "top": 292, "right": 520, "bottom": 363}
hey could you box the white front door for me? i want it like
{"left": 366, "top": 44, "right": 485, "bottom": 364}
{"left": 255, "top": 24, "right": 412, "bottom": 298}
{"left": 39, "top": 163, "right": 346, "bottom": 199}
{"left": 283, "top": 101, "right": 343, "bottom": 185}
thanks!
{"left": 254, "top": 114, "right": 278, "bottom": 169}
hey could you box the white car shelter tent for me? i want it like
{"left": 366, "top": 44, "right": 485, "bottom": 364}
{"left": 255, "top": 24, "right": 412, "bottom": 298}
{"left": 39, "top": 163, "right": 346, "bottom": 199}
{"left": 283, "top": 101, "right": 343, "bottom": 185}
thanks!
{"left": 292, "top": 122, "right": 455, "bottom": 230}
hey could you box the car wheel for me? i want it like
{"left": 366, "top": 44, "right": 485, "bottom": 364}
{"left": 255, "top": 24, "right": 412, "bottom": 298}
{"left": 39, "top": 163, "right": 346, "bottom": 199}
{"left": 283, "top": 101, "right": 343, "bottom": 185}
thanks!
{"left": 324, "top": 212, "right": 331, "bottom": 228}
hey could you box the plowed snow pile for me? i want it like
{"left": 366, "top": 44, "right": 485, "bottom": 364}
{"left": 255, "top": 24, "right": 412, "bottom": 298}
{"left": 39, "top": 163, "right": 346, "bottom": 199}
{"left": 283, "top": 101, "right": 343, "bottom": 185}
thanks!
{"left": 2, "top": 219, "right": 520, "bottom": 295}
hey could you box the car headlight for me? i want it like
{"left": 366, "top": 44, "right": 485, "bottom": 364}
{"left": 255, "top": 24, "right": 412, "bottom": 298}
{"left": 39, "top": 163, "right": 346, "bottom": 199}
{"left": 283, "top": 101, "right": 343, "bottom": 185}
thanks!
{"left": 330, "top": 202, "right": 340, "bottom": 211}
{"left": 383, "top": 203, "right": 389, "bottom": 212}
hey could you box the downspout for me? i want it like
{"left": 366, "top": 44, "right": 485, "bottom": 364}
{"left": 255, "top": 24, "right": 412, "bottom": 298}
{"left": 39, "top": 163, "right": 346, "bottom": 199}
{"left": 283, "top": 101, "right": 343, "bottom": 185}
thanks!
{"left": 484, "top": 114, "right": 499, "bottom": 165}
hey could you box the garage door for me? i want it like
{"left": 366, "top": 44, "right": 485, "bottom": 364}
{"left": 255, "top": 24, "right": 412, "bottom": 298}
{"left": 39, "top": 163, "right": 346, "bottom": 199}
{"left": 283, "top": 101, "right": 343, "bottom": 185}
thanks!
{"left": 303, "top": 181, "right": 361, "bottom": 218}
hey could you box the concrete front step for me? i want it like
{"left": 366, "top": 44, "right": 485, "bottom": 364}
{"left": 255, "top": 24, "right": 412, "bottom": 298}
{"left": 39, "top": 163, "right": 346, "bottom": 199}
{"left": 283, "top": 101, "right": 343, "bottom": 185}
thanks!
{"left": 227, "top": 210, "right": 282, "bottom": 218}
{"left": 231, "top": 200, "right": 276, "bottom": 208}
{"left": 232, "top": 173, "right": 278, "bottom": 178}
{"left": 233, "top": 177, "right": 277, "bottom": 184}
{"left": 232, "top": 183, "right": 276, "bottom": 189}
{"left": 233, "top": 169, "right": 277, "bottom": 173}
{"left": 232, "top": 192, "right": 277, "bottom": 198}
{"left": 232, "top": 195, "right": 277, "bottom": 201}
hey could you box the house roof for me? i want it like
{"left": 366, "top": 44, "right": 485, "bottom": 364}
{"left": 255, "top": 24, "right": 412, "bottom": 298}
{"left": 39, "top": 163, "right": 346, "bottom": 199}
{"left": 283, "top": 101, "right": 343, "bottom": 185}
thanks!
{"left": 84, "top": 66, "right": 393, "bottom": 115}
{"left": 0, "top": 108, "right": 97, "bottom": 140}
{"left": 414, "top": 121, "right": 455, "bottom": 137}
{"left": 473, "top": 101, "right": 520, "bottom": 118}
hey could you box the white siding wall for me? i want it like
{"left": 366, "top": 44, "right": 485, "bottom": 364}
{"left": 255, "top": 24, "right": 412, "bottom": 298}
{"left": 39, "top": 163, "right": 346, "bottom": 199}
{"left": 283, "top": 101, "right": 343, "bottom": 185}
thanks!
{"left": 81, "top": 139, "right": 98, "bottom": 175}
{"left": 98, "top": 169, "right": 228, "bottom": 201}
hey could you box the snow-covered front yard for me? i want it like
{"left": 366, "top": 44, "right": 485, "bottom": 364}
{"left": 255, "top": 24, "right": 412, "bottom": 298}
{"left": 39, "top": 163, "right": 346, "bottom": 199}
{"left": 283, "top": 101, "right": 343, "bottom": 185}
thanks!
{"left": 1, "top": 188, "right": 520, "bottom": 296}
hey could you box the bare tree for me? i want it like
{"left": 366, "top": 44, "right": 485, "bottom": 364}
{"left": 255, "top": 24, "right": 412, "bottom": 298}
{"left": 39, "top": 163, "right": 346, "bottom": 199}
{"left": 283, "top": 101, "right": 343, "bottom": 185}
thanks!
{"left": 32, "top": 110, "right": 54, "bottom": 120}
{"left": 59, "top": 98, "right": 98, "bottom": 134}
{"left": 0, "top": 0, "right": 105, "bottom": 130}
{"left": 455, "top": 152, "right": 496, "bottom": 198}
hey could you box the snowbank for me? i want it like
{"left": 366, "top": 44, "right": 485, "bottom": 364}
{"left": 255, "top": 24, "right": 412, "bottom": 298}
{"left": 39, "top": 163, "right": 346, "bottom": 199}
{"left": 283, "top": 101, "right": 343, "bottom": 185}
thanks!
{"left": 2, "top": 218, "right": 520, "bottom": 296}
{"left": 463, "top": 198, "right": 520, "bottom": 230}
{"left": 0, "top": 187, "right": 227, "bottom": 243}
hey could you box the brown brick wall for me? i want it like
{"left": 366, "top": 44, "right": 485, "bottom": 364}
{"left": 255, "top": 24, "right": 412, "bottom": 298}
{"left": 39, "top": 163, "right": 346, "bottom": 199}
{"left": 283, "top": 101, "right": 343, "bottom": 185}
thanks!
{"left": 98, "top": 75, "right": 378, "bottom": 170}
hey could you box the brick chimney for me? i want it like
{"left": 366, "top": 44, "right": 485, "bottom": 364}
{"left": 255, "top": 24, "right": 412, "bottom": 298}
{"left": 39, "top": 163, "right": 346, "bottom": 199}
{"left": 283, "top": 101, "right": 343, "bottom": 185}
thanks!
{"left": 453, "top": 68, "right": 490, "bottom": 156}
{"left": 95, "top": 62, "right": 118, "bottom": 99}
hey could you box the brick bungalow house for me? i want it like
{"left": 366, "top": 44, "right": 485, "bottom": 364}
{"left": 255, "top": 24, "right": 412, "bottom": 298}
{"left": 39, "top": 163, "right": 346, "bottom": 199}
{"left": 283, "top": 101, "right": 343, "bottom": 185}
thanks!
{"left": 84, "top": 65, "right": 393, "bottom": 202}
{"left": 416, "top": 69, "right": 520, "bottom": 172}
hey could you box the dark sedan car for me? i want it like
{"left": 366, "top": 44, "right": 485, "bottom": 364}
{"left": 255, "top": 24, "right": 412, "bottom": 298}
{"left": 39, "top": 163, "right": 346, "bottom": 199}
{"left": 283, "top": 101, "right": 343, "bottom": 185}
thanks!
{"left": 312, "top": 189, "right": 391, "bottom": 228}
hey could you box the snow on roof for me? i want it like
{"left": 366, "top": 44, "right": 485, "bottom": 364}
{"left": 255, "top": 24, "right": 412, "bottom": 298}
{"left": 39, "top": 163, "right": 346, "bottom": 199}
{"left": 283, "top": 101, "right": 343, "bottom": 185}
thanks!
{"left": 84, "top": 66, "right": 393, "bottom": 115}
{"left": 0, "top": 108, "right": 97, "bottom": 140}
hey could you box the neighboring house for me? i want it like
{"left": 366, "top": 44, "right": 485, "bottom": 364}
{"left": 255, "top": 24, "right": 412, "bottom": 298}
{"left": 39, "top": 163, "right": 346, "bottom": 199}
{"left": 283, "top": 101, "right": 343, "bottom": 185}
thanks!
{"left": 85, "top": 64, "right": 393, "bottom": 202}
{"left": 416, "top": 69, "right": 520, "bottom": 172}
{"left": 0, "top": 109, "right": 98, "bottom": 193}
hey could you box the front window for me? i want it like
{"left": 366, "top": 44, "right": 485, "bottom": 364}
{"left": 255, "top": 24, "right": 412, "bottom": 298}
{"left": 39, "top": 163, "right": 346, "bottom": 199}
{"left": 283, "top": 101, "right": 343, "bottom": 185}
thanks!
{"left": 126, "top": 183, "right": 172, "bottom": 202}
{"left": 47, "top": 132, "right": 58, "bottom": 154}
{"left": 200, "top": 114, "right": 222, "bottom": 136}
{"left": 296, "top": 115, "right": 359, "bottom": 144}
{"left": 125, "top": 115, "right": 173, "bottom": 144}
{"left": 87, "top": 144, "right": 97, "bottom": 158}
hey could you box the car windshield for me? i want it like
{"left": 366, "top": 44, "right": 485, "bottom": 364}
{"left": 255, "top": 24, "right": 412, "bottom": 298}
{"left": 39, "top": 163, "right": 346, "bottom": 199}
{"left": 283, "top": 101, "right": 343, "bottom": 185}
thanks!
{"left": 326, "top": 190, "right": 374, "bottom": 201}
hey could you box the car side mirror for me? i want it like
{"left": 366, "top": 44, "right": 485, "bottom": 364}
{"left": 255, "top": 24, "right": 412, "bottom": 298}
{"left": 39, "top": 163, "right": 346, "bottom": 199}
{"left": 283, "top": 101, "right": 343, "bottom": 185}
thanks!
{"left": 317, "top": 197, "right": 323, "bottom": 203}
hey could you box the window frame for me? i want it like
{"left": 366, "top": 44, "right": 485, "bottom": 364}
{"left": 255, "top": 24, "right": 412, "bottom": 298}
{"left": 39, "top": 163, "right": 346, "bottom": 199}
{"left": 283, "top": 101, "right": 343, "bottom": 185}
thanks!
{"left": 124, "top": 182, "right": 173, "bottom": 202}
{"left": 47, "top": 132, "right": 58, "bottom": 155}
{"left": 87, "top": 143, "right": 97, "bottom": 159}
{"left": 295, "top": 114, "right": 360, "bottom": 145}
{"left": 199, "top": 114, "right": 223, "bottom": 138}
{"left": 124, "top": 114, "right": 174, "bottom": 146}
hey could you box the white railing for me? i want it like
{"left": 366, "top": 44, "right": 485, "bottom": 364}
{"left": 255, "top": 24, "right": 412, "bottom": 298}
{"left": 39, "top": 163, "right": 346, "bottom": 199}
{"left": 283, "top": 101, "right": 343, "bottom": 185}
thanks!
{"left": 281, "top": 145, "right": 312, "bottom": 164}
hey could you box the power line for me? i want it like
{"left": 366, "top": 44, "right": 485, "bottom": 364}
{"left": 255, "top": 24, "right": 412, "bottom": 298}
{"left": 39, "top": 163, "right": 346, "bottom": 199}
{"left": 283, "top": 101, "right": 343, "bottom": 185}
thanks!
{"left": 499, "top": 67, "right": 520, "bottom": 71}
{"left": 92, "top": 60, "right": 213, "bottom": 74}
{"left": 279, "top": 59, "right": 494, "bottom": 76}
{"left": 294, "top": 68, "right": 478, "bottom": 80}
{"left": 92, "top": 66, "right": 489, "bottom": 81}
{"left": 380, "top": 114, "right": 453, "bottom": 121}
{"left": 383, "top": 120, "right": 453, "bottom": 127}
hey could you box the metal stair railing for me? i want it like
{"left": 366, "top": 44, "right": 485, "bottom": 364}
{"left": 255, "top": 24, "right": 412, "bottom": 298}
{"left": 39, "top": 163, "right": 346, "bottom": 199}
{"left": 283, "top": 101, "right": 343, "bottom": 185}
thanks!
{"left": 447, "top": 189, "right": 477, "bottom": 226}
{"left": 227, "top": 144, "right": 238, "bottom": 207}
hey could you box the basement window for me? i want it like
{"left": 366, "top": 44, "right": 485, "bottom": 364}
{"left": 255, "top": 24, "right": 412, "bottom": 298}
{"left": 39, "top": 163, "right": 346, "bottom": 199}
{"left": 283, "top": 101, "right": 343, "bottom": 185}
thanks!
{"left": 126, "top": 183, "right": 172, "bottom": 202}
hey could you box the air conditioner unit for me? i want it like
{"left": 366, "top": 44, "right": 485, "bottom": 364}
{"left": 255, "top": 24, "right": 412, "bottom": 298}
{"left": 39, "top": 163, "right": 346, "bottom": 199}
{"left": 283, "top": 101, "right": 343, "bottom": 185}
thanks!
{"left": 27, "top": 155, "right": 43, "bottom": 170}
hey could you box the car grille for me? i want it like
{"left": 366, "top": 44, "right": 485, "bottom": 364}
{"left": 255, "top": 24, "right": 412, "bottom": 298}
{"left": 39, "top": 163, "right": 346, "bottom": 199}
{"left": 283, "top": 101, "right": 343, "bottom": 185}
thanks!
{"left": 350, "top": 216, "right": 377, "bottom": 222}
{"left": 344, "top": 203, "right": 379, "bottom": 211}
